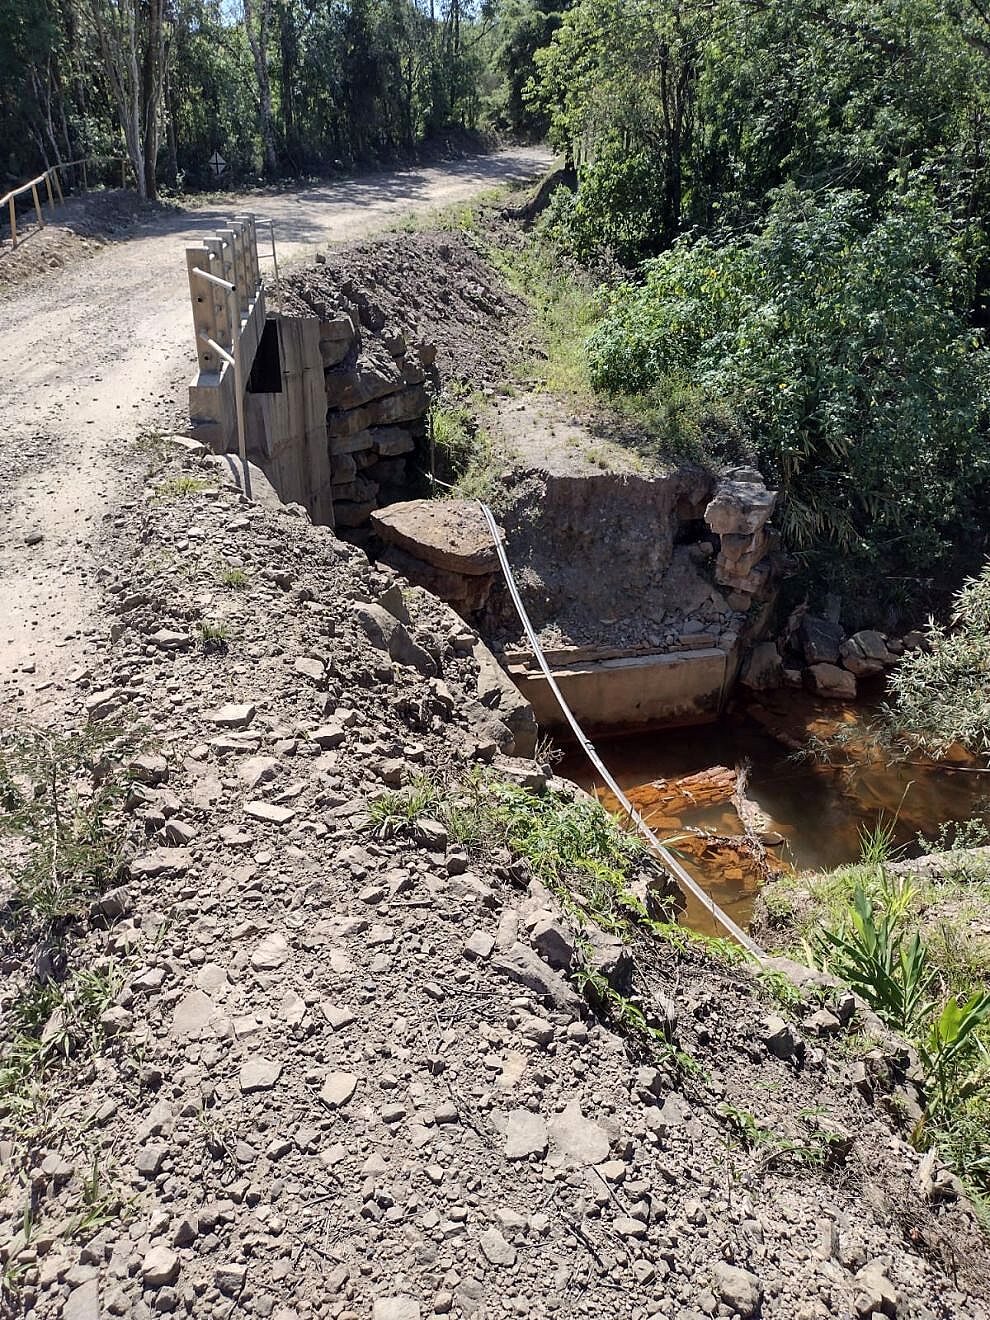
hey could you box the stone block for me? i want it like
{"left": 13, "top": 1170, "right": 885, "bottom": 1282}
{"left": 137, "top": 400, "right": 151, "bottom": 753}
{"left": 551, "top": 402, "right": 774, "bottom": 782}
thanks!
{"left": 334, "top": 500, "right": 378, "bottom": 527}
{"left": 804, "top": 662, "right": 856, "bottom": 700}
{"left": 705, "top": 480, "right": 776, "bottom": 536}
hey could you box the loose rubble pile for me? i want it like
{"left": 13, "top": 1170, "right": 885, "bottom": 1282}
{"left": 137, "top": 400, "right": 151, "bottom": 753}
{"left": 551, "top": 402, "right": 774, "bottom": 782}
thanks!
{"left": 283, "top": 230, "right": 527, "bottom": 388}
{"left": 2, "top": 445, "right": 988, "bottom": 1320}
{"left": 741, "top": 607, "right": 924, "bottom": 701}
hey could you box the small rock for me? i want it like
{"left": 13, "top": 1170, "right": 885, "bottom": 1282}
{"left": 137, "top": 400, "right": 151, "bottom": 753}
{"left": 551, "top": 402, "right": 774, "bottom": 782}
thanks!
{"left": 547, "top": 1098, "right": 610, "bottom": 1168}
{"left": 320, "top": 1071, "right": 358, "bottom": 1107}
{"left": 239, "top": 1057, "right": 282, "bottom": 1093}
{"left": 215, "top": 1263, "right": 248, "bottom": 1296}
{"left": 463, "top": 930, "right": 495, "bottom": 961}
{"left": 804, "top": 662, "right": 857, "bottom": 700}
{"left": 528, "top": 916, "right": 575, "bottom": 970}
{"left": 244, "top": 801, "right": 295, "bottom": 825}
{"left": 479, "top": 1227, "right": 516, "bottom": 1266}
{"left": 206, "top": 703, "right": 256, "bottom": 728}
{"left": 142, "top": 1246, "right": 180, "bottom": 1288}
{"left": 854, "top": 1263, "right": 898, "bottom": 1318}
{"left": 373, "top": 1299, "right": 421, "bottom": 1320}
{"left": 504, "top": 1108, "right": 548, "bottom": 1160}
{"left": 251, "top": 932, "right": 290, "bottom": 970}
{"left": 763, "top": 1014, "right": 804, "bottom": 1061}
{"left": 63, "top": 1279, "right": 99, "bottom": 1320}
{"left": 713, "top": 1262, "right": 762, "bottom": 1318}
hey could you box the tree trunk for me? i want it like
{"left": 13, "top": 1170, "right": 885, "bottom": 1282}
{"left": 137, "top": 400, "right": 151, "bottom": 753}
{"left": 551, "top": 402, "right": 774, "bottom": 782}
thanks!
{"left": 244, "top": 0, "right": 278, "bottom": 176}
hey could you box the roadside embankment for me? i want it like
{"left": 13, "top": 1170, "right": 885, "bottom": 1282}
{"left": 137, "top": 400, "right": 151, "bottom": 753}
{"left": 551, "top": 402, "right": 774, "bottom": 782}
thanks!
{"left": 2, "top": 443, "right": 987, "bottom": 1318}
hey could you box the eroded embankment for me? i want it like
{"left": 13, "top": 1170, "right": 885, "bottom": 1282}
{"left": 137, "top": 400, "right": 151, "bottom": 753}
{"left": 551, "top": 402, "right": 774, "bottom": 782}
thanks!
{"left": 1, "top": 442, "right": 988, "bottom": 1320}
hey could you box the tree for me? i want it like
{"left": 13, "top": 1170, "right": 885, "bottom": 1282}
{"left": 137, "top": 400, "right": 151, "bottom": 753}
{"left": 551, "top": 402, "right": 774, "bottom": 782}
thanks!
{"left": 84, "top": 0, "right": 168, "bottom": 200}
{"left": 586, "top": 185, "right": 990, "bottom": 589}
{"left": 242, "top": 0, "right": 278, "bottom": 175}
{"left": 885, "top": 563, "right": 990, "bottom": 757}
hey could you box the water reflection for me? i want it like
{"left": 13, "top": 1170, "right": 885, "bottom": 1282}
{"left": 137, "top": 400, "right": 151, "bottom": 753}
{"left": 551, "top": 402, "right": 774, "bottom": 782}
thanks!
{"left": 557, "top": 691, "right": 990, "bottom": 933}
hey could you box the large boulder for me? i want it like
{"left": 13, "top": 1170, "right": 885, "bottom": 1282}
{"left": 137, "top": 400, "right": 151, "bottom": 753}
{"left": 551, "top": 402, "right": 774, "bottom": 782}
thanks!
{"left": 841, "top": 629, "right": 898, "bottom": 677}
{"left": 474, "top": 641, "right": 538, "bottom": 758}
{"left": 740, "top": 641, "right": 783, "bottom": 691}
{"left": 371, "top": 500, "right": 497, "bottom": 576}
{"left": 804, "top": 662, "right": 857, "bottom": 700}
{"left": 798, "top": 615, "right": 844, "bottom": 665}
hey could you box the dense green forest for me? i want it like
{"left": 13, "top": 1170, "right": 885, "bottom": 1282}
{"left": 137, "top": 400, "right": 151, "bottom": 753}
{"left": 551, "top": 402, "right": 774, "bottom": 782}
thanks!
{"left": 0, "top": 0, "right": 557, "bottom": 194}
{"left": 531, "top": 0, "right": 990, "bottom": 603}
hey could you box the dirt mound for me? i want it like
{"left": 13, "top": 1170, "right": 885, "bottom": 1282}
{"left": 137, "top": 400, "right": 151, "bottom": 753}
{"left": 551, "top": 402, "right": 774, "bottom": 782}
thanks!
{"left": 282, "top": 228, "right": 529, "bottom": 385}
{"left": 0, "top": 191, "right": 167, "bottom": 291}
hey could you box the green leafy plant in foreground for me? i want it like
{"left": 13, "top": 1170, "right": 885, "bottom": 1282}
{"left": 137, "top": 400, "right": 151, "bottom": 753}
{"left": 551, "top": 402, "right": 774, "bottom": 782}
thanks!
{"left": 813, "top": 881, "right": 934, "bottom": 1035}
{"left": 810, "top": 849, "right": 990, "bottom": 1196}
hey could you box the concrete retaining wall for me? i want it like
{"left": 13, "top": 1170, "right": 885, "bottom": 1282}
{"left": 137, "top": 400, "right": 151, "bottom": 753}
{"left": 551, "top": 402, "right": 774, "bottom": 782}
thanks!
{"left": 511, "top": 648, "right": 734, "bottom": 733}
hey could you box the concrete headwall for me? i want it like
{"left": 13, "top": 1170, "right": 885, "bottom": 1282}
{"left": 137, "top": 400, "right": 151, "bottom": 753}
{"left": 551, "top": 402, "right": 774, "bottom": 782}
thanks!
{"left": 512, "top": 647, "right": 735, "bottom": 733}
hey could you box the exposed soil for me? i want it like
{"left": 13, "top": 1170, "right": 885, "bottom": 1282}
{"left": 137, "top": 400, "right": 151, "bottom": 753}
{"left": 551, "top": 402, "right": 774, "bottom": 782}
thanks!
{"left": 2, "top": 442, "right": 988, "bottom": 1319}
{"left": 0, "top": 191, "right": 167, "bottom": 291}
{"left": 483, "top": 467, "right": 745, "bottom": 657}
{"left": 282, "top": 228, "right": 531, "bottom": 387}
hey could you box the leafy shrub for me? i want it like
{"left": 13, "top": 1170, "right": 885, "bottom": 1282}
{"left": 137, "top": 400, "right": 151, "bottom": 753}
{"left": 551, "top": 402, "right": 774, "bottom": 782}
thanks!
{"left": 884, "top": 564, "right": 990, "bottom": 757}
{"left": 587, "top": 185, "right": 990, "bottom": 589}
{"left": 567, "top": 148, "right": 671, "bottom": 265}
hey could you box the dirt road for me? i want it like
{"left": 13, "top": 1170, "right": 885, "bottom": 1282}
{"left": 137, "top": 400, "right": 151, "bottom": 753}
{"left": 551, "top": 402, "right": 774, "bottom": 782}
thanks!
{"left": 0, "top": 147, "right": 552, "bottom": 719}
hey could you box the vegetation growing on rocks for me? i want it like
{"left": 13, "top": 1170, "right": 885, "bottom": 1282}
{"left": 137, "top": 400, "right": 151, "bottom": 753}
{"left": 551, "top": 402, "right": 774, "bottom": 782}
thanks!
{"left": 757, "top": 844, "right": 990, "bottom": 1210}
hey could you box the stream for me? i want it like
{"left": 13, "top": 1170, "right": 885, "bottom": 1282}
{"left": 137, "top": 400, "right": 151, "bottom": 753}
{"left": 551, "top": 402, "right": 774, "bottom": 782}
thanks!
{"left": 557, "top": 689, "right": 990, "bottom": 935}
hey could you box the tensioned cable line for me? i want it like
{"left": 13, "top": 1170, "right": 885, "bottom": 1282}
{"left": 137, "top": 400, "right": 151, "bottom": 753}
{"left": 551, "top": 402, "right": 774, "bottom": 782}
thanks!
{"left": 477, "top": 501, "right": 765, "bottom": 958}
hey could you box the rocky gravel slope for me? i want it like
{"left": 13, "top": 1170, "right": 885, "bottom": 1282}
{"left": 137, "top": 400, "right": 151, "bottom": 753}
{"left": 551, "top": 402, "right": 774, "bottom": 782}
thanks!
{"left": 1, "top": 444, "right": 988, "bottom": 1320}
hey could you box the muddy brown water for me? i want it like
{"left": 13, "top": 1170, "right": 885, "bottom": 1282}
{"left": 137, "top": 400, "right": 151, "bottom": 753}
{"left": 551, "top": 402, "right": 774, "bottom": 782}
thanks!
{"left": 557, "top": 691, "right": 990, "bottom": 935}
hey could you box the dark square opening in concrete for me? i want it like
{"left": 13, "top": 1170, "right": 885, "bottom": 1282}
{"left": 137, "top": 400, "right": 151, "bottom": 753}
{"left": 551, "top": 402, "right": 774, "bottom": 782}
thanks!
{"left": 247, "top": 318, "right": 283, "bottom": 394}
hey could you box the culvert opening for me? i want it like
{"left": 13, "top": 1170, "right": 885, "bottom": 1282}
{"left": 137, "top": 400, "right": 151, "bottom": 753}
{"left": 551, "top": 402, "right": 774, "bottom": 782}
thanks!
{"left": 247, "top": 319, "right": 283, "bottom": 394}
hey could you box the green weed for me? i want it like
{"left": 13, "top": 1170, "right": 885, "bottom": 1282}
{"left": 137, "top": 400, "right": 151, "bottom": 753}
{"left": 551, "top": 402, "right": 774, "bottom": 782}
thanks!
{"left": 0, "top": 728, "right": 128, "bottom": 935}
{"left": 198, "top": 620, "right": 231, "bottom": 653}
{"left": 718, "top": 1102, "right": 849, "bottom": 1171}
{"left": 218, "top": 566, "right": 250, "bottom": 589}
{"left": 757, "top": 967, "right": 806, "bottom": 1010}
{"left": 152, "top": 475, "right": 210, "bottom": 502}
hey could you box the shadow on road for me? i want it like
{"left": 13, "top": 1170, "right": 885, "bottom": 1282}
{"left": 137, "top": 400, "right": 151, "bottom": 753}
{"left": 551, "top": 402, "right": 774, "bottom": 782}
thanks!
{"left": 134, "top": 148, "right": 553, "bottom": 248}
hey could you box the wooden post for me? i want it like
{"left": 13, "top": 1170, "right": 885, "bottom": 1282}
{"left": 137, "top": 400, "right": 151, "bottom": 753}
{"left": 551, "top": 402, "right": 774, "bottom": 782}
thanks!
{"left": 236, "top": 214, "right": 261, "bottom": 295}
{"left": 204, "top": 237, "right": 233, "bottom": 351}
{"left": 219, "top": 223, "right": 249, "bottom": 318}
{"left": 8, "top": 196, "right": 17, "bottom": 248}
{"left": 228, "top": 280, "right": 252, "bottom": 500}
{"left": 186, "top": 246, "right": 225, "bottom": 375}
{"left": 52, "top": 167, "right": 64, "bottom": 206}
{"left": 44, "top": 171, "right": 56, "bottom": 216}
{"left": 82, "top": 159, "right": 88, "bottom": 192}
{"left": 31, "top": 183, "right": 43, "bottom": 228}
{"left": 121, "top": 158, "right": 126, "bottom": 189}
